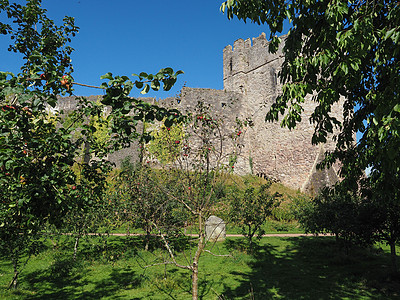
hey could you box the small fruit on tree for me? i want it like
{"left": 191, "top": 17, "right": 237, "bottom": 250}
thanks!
{"left": 60, "top": 75, "right": 72, "bottom": 90}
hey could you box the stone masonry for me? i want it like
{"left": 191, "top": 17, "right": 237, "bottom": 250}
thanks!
{"left": 163, "top": 33, "right": 343, "bottom": 194}
{"left": 57, "top": 33, "right": 343, "bottom": 195}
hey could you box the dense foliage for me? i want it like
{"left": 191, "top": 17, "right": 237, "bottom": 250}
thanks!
{"left": 229, "top": 182, "right": 280, "bottom": 247}
{"left": 0, "top": 0, "right": 183, "bottom": 288}
{"left": 221, "top": 0, "right": 400, "bottom": 270}
{"left": 221, "top": 0, "right": 400, "bottom": 178}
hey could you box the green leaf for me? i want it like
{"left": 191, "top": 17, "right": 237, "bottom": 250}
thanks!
{"left": 164, "top": 118, "right": 173, "bottom": 127}
{"left": 123, "top": 101, "right": 131, "bottom": 111}
{"left": 350, "top": 62, "right": 359, "bottom": 71}
{"left": 140, "top": 84, "right": 150, "bottom": 95}
{"left": 145, "top": 111, "right": 154, "bottom": 121}
{"left": 155, "top": 111, "right": 164, "bottom": 121}
{"left": 135, "top": 81, "right": 143, "bottom": 89}
{"left": 151, "top": 80, "right": 160, "bottom": 91}
{"left": 100, "top": 72, "right": 113, "bottom": 80}
{"left": 341, "top": 63, "right": 349, "bottom": 75}
{"left": 385, "top": 28, "right": 396, "bottom": 40}
{"left": 162, "top": 67, "right": 173, "bottom": 75}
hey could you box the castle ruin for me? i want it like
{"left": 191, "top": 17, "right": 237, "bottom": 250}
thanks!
{"left": 58, "top": 33, "right": 342, "bottom": 194}
{"left": 169, "top": 33, "right": 342, "bottom": 194}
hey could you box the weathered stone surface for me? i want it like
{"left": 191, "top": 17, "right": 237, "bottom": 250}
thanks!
{"left": 301, "top": 145, "right": 340, "bottom": 196}
{"left": 221, "top": 33, "right": 342, "bottom": 192}
{"left": 205, "top": 216, "right": 226, "bottom": 242}
{"left": 55, "top": 33, "right": 344, "bottom": 194}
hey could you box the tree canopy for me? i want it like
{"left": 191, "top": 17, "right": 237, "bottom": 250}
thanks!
{"left": 221, "top": 0, "right": 400, "bottom": 182}
{"left": 221, "top": 0, "right": 400, "bottom": 270}
{"left": 0, "top": 0, "right": 183, "bottom": 288}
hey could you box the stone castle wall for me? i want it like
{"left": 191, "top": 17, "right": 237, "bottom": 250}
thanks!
{"left": 57, "top": 33, "right": 343, "bottom": 194}
{"left": 219, "top": 33, "right": 342, "bottom": 193}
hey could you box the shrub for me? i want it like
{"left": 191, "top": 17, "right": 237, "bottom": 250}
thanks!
{"left": 229, "top": 182, "right": 280, "bottom": 247}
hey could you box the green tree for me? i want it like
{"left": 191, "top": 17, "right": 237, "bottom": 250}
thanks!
{"left": 229, "top": 182, "right": 280, "bottom": 248}
{"left": 363, "top": 172, "right": 400, "bottom": 271}
{"left": 137, "top": 102, "right": 246, "bottom": 300}
{"left": 294, "top": 186, "right": 377, "bottom": 250}
{"left": 147, "top": 120, "right": 184, "bottom": 164}
{"left": 0, "top": 0, "right": 183, "bottom": 288}
{"left": 0, "top": 0, "right": 79, "bottom": 288}
{"left": 0, "top": 107, "right": 77, "bottom": 288}
{"left": 221, "top": 0, "right": 400, "bottom": 270}
{"left": 111, "top": 158, "right": 188, "bottom": 251}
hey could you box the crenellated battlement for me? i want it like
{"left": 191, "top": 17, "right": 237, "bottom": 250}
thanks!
{"left": 223, "top": 33, "right": 286, "bottom": 96}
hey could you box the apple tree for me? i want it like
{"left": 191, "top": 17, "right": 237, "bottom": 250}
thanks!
{"left": 229, "top": 182, "right": 280, "bottom": 248}
{"left": 0, "top": 0, "right": 183, "bottom": 288}
{"left": 132, "top": 101, "right": 248, "bottom": 300}
{"left": 0, "top": 0, "right": 79, "bottom": 288}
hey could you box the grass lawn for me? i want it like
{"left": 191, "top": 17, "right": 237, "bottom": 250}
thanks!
{"left": 1, "top": 235, "right": 399, "bottom": 299}
{"left": 105, "top": 219, "right": 304, "bottom": 236}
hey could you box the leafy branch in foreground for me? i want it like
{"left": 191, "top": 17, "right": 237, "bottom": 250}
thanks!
{"left": 221, "top": 0, "right": 400, "bottom": 271}
{"left": 0, "top": 0, "right": 184, "bottom": 288}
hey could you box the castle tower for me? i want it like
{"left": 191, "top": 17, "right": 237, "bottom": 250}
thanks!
{"left": 223, "top": 33, "right": 285, "bottom": 114}
{"left": 222, "top": 33, "right": 342, "bottom": 193}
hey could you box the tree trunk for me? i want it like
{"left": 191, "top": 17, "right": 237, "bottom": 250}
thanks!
{"left": 192, "top": 214, "right": 204, "bottom": 300}
{"left": 73, "top": 234, "right": 80, "bottom": 261}
{"left": 192, "top": 260, "right": 199, "bottom": 300}
{"left": 83, "top": 141, "right": 90, "bottom": 164}
{"left": 145, "top": 227, "right": 150, "bottom": 251}
{"left": 9, "top": 249, "right": 19, "bottom": 289}
{"left": 248, "top": 225, "right": 255, "bottom": 251}
{"left": 390, "top": 240, "right": 397, "bottom": 273}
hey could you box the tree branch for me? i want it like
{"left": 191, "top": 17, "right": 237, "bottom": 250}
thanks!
{"left": 72, "top": 82, "right": 104, "bottom": 89}
{"left": 153, "top": 222, "right": 192, "bottom": 270}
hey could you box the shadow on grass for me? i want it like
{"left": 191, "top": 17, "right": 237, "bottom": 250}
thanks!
{"left": 23, "top": 255, "right": 86, "bottom": 299}
{"left": 16, "top": 234, "right": 194, "bottom": 299}
{"left": 223, "top": 237, "right": 400, "bottom": 299}
{"left": 79, "top": 267, "right": 142, "bottom": 300}
{"left": 56, "top": 234, "right": 193, "bottom": 263}
{"left": 23, "top": 255, "right": 142, "bottom": 300}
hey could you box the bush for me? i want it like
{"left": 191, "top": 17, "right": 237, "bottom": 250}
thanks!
{"left": 229, "top": 182, "right": 280, "bottom": 246}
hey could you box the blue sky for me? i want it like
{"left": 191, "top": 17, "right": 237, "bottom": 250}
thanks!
{"left": 1, "top": 0, "right": 290, "bottom": 98}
